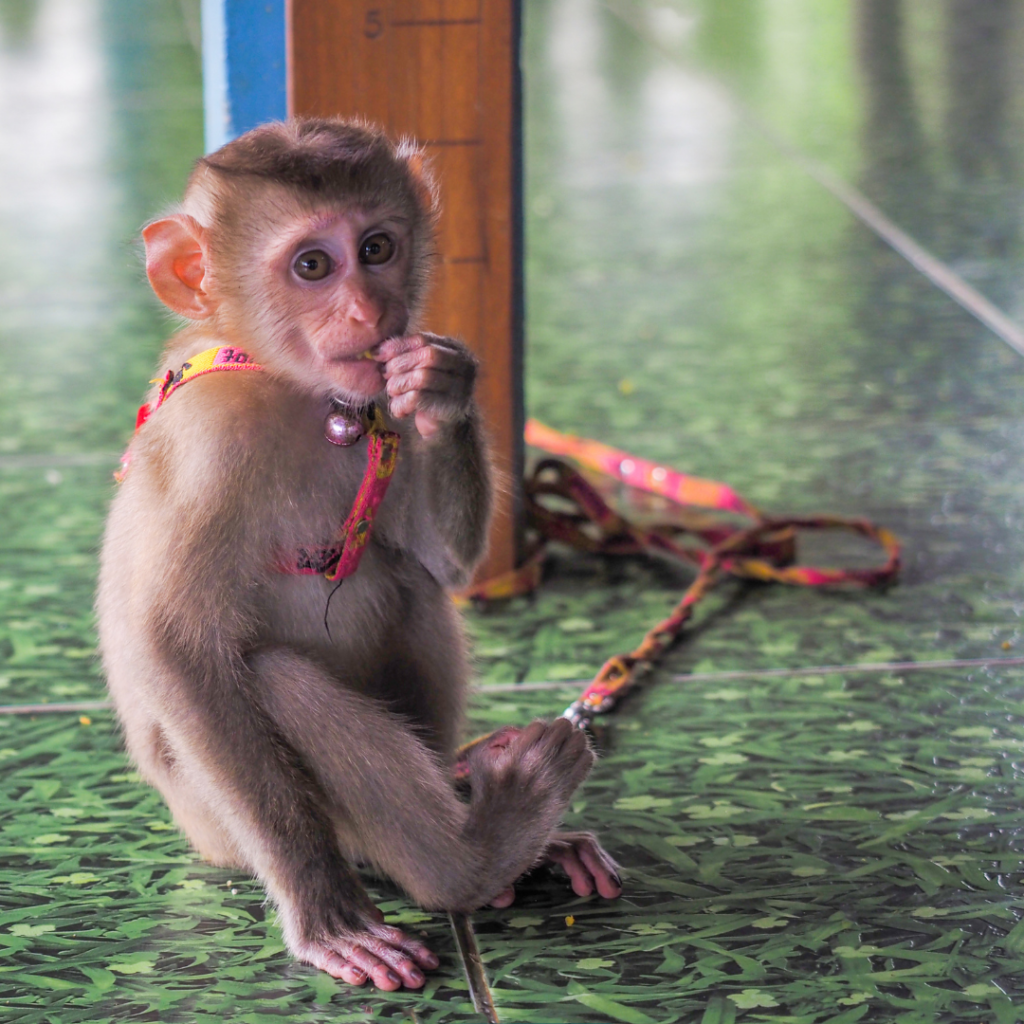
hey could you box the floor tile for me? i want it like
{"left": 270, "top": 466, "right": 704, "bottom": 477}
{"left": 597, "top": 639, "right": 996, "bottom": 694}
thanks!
{"left": 2, "top": 0, "right": 1024, "bottom": 1021}
{"left": 468, "top": 666, "right": 1024, "bottom": 1022}
{"left": 0, "top": 713, "right": 477, "bottom": 1024}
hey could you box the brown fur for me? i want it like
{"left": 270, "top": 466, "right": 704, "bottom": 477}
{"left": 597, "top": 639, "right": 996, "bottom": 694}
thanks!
{"left": 97, "top": 118, "right": 615, "bottom": 991}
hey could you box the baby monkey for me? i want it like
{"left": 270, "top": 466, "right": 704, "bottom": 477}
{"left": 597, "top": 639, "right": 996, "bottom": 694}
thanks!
{"left": 97, "top": 119, "right": 619, "bottom": 991}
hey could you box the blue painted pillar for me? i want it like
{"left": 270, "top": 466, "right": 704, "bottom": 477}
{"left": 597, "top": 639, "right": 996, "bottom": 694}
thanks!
{"left": 201, "top": 0, "right": 287, "bottom": 153}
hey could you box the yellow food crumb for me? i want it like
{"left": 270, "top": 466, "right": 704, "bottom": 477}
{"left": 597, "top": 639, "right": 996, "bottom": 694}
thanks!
{"left": 565, "top": 915, "right": 575, "bottom": 927}
{"left": 79, "top": 716, "right": 91, "bottom": 726}
{"left": 1002, "top": 641, "right": 1012, "bottom": 650}
{"left": 618, "top": 378, "right": 635, "bottom": 395}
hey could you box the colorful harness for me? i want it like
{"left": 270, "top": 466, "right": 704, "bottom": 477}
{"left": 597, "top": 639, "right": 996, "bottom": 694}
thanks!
{"left": 118, "top": 345, "right": 400, "bottom": 583}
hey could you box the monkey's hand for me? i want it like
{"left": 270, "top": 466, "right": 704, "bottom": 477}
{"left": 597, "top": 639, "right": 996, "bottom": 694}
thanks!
{"left": 286, "top": 901, "right": 439, "bottom": 990}
{"left": 376, "top": 333, "right": 478, "bottom": 439}
{"left": 461, "top": 720, "right": 599, "bottom": 908}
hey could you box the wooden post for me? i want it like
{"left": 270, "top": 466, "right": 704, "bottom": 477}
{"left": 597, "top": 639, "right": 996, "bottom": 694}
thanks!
{"left": 287, "top": 0, "right": 524, "bottom": 580}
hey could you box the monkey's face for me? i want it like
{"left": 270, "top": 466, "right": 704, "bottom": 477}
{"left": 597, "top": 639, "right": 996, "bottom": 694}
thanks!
{"left": 255, "top": 203, "right": 414, "bottom": 399}
{"left": 148, "top": 172, "right": 428, "bottom": 401}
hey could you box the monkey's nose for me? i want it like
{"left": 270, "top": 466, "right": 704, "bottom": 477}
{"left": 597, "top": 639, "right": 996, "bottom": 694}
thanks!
{"left": 344, "top": 286, "right": 384, "bottom": 328}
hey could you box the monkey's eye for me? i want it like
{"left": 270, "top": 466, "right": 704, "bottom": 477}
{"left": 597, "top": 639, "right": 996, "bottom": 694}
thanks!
{"left": 293, "top": 249, "right": 333, "bottom": 281}
{"left": 359, "top": 233, "right": 395, "bottom": 266}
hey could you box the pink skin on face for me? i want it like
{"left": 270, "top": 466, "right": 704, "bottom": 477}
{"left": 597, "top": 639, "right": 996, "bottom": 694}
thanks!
{"left": 277, "top": 209, "right": 475, "bottom": 438}
{"left": 273, "top": 207, "right": 408, "bottom": 398}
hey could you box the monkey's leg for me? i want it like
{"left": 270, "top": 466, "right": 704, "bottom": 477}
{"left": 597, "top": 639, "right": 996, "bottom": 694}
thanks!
{"left": 109, "top": 677, "right": 245, "bottom": 867}
{"left": 251, "top": 647, "right": 594, "bottom": 911}
{"left": 128, "top": 720, "right": 244, "bottom": 868}
{"left": 114, "top": 649, "right": 440, "bottom": 990}
{"left": 467, "top": 728, "right": 622, "bottom": 906}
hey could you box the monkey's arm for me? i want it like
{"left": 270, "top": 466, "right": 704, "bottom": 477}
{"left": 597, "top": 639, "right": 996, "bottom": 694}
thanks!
{"left": 409, "top": 412, "right": 493, "bottom": 585}
{"left": 377, "top": 334, "right": 493, "bottom": 584}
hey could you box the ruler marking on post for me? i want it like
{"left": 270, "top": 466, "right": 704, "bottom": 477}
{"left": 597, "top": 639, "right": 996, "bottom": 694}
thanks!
{"left": 390, "top": 18, "right": 481, "bottom": 27}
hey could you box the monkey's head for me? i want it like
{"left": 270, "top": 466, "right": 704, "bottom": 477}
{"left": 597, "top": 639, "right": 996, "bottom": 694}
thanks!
{"left": 142, "top": 118, "right": 438, "bottom": 401}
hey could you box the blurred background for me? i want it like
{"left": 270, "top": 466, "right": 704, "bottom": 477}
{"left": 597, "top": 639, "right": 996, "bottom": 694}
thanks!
{"left": 2, "top": 2, "right": 1024, "bottom": 1022}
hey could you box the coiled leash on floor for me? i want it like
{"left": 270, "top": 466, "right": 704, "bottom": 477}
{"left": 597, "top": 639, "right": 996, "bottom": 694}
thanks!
{"left": 452, "top": 419, "right": 901, "bottom": 777}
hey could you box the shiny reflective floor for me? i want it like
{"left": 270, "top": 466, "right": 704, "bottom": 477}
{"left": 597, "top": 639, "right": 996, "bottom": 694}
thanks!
{"left": 2, "top": 0, "right": 1024, "bottom": 1021}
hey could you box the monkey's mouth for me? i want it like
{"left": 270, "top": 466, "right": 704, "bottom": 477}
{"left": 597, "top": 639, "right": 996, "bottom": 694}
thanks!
{"left": 328, "top": 347, "right": 383, "bottom": 364}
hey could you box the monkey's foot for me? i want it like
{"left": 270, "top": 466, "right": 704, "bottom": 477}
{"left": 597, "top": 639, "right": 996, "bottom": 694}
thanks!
{"left": 546, "top": 831, "right": 622, "bottom": 899}
{"left": 295, "top": 924, "right": 439, "bottom": 990}
{"left": 489, "top": 831, "right": 622, "bottom": 907}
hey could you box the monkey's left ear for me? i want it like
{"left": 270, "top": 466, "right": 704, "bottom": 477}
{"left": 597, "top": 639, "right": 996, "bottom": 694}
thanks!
{"left": 142, "top": 215, "right": 216, "bottom": 320}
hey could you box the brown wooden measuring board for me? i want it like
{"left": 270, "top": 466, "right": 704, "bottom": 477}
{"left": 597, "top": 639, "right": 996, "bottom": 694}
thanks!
{"left": 288, "top": 0, "right": 524, "bottom": 580}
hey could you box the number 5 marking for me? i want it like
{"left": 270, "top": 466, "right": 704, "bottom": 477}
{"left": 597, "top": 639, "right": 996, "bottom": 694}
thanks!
{"left": 364, "top": 9, "right": 383, "bottom": 38}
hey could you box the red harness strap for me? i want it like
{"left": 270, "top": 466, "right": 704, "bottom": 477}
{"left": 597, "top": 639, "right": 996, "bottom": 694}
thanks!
{"left": 118, "top": 346, "right": 399, "bottom": 583}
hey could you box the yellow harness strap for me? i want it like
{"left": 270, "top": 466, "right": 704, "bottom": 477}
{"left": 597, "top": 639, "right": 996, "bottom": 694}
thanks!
{"left": 152, "top": 345, "right": 263, "bottom": 408}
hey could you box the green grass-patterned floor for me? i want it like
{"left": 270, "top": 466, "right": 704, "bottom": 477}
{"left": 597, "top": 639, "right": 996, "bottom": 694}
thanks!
{"left": 2, "top": 0, "right": 1024, "bottom": 1021}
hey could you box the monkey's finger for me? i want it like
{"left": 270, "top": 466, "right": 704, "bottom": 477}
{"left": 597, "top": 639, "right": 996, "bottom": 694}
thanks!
{"left": 377, "top": 331, "right": 472, "bottom": 360}
{"left": 389, "top": 391, "right": 460, "bottom": 423}
{"left": 382, "top": 345, "right": 474, "bottom": 379}
{"left": 391, "top": 393, "right": 474, "bottom": 433}
{"left": 538, "top": 716, "right": 584, "bottom": 761}
{"left": 550, "top": 721, "right": 595, "bottom": 779}
{"left": 371, "top": 951, "right": 425, "bottom": 991}
{"left": 300, "top": 944, "right": 368, "bottom": 985}
{"left": 355, "top": 930, "right": 432, "bottom": 988}
{"left": 386, "top": 367, "right": 471, "bottom": 399}
{"left": 578, "top": 843, "right": 623, "bottom": 899}
{"left": 339, "top": 961, "right": 370, "bottom": 986}
{"left": 375, "top": 333, "right": 429, "bottom": 361}
{"left": 518, "top": 719, "right": 550, "bottom": 747}
{"left": 516, "top": 718, "right": 569, "bottom": 768}
{"left": 489, "top": 885, "right": 516, "bottom": 908}
{"left": 552, "top": 846, "right": 595, "bottom": 897}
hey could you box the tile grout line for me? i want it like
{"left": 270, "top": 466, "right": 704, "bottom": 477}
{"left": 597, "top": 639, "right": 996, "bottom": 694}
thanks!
{"left": 604, "top": 0, "right": 1024, "bottom": 359}
{"left": 478, "top": 656, "right": 1024, "bottom": 692}
{"left": 0, "top": 700, "right": 113, "bottom": 715}
{"left": 448, "top": 912, "right": 500, "bottom": 1023}
{"left": 668, "top": 655, "right": 1024, "bottom": 684}
{"left": 749, "top": 125, "right": 1024, "bottom": 358}
{"left": 4, "top": 658, "right": 1021, "bottom": 715}
{"left": 0, "top": 452, "right": 120, "bottom": 470}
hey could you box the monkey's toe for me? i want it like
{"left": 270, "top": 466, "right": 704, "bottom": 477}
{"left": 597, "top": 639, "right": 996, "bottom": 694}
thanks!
{"left": 488, "top": 885, "right": 516, "bottom": 908}
{"left": 298, "top": 923, "right": 437, "bottom": 990}
{"left": 296, "top": 942, "right": 368, "bottom": 985}
{"left": 546, "top": 831, "right": 622, "bottom": 900}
